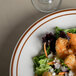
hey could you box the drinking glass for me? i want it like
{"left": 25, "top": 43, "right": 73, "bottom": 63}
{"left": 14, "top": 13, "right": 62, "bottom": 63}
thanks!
{"left": 32, "top": 0, "right": 62, "bottom": 13}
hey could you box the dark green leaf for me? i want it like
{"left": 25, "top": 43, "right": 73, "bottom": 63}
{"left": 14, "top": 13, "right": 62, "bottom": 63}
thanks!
{"left": 61, "top": 63, "right": 70, "bottom": 70}
{"left": 46, "top": 46, "right": 50, "bottom": 55}
{"left": 59, "top": 58, "right": 64, "bottom": 63}
{"left": 54, "top": 68, "right": 61, "bottom": 74}
{"left": 55, "top": 27, "right": 76, "bottom": 39}
{"left": 39, "top": 54, "right": 46, "bottom": 59}
{"left": 55, "top": 27, "right": 64, "bottom": 39}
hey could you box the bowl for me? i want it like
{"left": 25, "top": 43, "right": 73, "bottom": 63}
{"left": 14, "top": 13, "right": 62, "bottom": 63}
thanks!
{"left": 10, "top": 9, "right": 76, "bottom": 76}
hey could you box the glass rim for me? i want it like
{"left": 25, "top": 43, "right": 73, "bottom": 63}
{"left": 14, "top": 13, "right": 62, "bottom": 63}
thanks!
{"left": 31, "top": 0, "right": 62, "bottom": 13}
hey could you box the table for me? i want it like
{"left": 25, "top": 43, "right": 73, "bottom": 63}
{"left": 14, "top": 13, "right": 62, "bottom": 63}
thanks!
{"left": 0, "top": 0, "right": 76, "bottom": 76}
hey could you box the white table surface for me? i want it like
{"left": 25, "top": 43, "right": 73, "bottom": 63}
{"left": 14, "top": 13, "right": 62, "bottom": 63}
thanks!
{"left": 0, "top": 0, "right": 76, "bottom": 76}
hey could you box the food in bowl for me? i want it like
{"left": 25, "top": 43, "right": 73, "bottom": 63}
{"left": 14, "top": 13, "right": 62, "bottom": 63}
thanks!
{"left": 33, "top": 27, "right": 76, "bottom": 76}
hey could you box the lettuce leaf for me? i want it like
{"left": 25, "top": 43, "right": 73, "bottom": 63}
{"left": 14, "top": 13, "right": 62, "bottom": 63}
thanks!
{"left": 55, "top": 27, "right": 76, "bottom": 38}
{"left": 33, "top": 46, "right": 50, "bottom": 71}
{"left": 35, "top": 58, "right": 51, "bottom": 76}
{"left": 55, "top": 27, "right": 64, "bottom": 38}
{"left": 64, "top": 28, "right": 76, "bottom": 33}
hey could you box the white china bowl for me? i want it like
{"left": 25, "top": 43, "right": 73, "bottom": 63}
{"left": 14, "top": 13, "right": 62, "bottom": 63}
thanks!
{"left": 10, "top": 9, "right": 76, "bottom": 76}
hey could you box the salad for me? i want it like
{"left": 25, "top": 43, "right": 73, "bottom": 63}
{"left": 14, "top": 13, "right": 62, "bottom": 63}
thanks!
{"left": 33, "top": 27, "right": 76, "bottom": 76}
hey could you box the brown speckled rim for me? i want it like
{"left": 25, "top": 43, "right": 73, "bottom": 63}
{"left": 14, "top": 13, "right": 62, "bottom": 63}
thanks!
{"left": 11, "top": 9, "right": 76, "bottom": 76}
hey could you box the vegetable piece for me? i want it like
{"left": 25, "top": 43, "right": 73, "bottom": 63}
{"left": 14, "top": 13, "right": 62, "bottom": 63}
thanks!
{"left": 60, "top": 59, "right": 71, "bottom": 71}
{"left": 33, "top": 46, "right": 51, "bottom": 72}
{"left": 33, "top": 56, "right": 40, "bottom": 70}
{"left": 42, "top": 33, "right": 56, "bottom": 54}
{"left": 48, "top": 52, "right": 53, "bottom": 59}
{"left": 35, "top": 58, "right": 51, "bottom": 76}
{"left": 54, "top": 63, "right": 61, "bottom": 69}
{"left": 54, "top": 68, "right": 61, "bottom": 74}
{"left": 61, "top": 66, "right": 68, "bottom": 72}
{"left": 58, "top": 72, "right": 66, "bottom": 75}
{"left": 42, "top": 33, "right": 55, "bottom": 43}
{"left": 68, "top": 71, "right": 74, "bottom": 76}
{"left": 55, "top": 27, "right": 64, "bottom": 39}
{"left": 53, "top": 57, "right": 60, "bottom": 63}
{"left": 59, "top": 31, "right": 70, "bottom": 40}
{"left": 48, "top": 62, "right": 54, "bottom": 65}
{"left": 33, "top": 54, "right": 47, "bottom": 71}
{"left": 55, "top": 27, "right": 76, "bottom": 39}
{"left": 61, "top": 63, "right": 70, "bottom": 70}
{"left": 40, "top": 46, "right": 51, "bottom": 59}
{"left": 64, "top": 28, "right": 76, "bottom": 33}
{"left": 60, "top": 59, "right": 64, "bottom": 63}
{"left": 44, "top": 43, "right": 48, "bottom": 57}
{"left": 46, "top": 46, "right": 50, "bottom": 55}
{"left": 39, "top": 55, "right": 46, "bottom": 59}
{"left": 43, "top": 44, "right": 50, "bottom": 57}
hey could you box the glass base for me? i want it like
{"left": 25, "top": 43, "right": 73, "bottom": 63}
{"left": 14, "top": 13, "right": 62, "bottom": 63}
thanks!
{"left": 32, "top": 0, "right": 62, "bottom": 13}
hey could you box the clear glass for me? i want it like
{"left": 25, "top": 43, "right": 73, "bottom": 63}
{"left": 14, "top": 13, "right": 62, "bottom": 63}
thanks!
{"left": 32, "top": 0, "right": 62, "bottom": 13}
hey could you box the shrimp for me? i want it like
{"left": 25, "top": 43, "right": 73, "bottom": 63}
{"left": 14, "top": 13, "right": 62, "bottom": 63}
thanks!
{"left": 68, "top": 49, "right": 74, "bottom": 54}
{"left": 56, "top": 37, "right": 69, "bottom": 58}
{"left": 64, "top": 54, "right": 76, "bottom": 70}
{"left": 67, "top": 33, "right": 76, "bottom": 52}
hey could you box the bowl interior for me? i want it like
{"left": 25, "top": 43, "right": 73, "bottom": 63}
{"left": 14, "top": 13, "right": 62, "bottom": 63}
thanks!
{"left": 10, "top": 9, "right": 76, "bottom": 76}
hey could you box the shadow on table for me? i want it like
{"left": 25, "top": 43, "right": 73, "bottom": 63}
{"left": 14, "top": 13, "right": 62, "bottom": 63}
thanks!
{"left": 0, "top": 12, "right": 46, "bottom": 76}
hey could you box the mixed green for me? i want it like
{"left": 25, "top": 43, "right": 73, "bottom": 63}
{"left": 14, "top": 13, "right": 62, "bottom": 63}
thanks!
{"left": 33, "top": 27, "right": 76, "bottom": 76}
